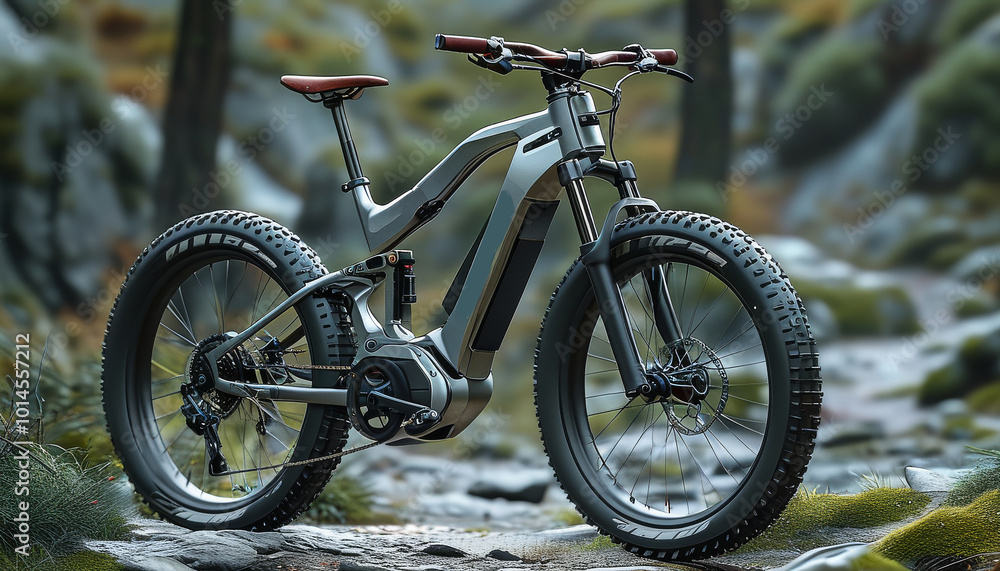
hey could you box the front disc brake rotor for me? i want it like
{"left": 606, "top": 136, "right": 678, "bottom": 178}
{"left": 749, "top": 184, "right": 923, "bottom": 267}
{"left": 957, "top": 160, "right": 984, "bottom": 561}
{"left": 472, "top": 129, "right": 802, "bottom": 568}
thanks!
{"left": 660, "top": 337, "right": 729, "bottom": 435}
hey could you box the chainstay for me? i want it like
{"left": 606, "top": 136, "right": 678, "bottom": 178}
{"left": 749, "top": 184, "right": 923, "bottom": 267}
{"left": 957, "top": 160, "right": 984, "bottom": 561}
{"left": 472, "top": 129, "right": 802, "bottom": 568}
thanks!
{"left": 212, "top": 439, "right": 382, "bottom": 476}
{"left": 210, "top": 366, "right": 366, "bottom": 475}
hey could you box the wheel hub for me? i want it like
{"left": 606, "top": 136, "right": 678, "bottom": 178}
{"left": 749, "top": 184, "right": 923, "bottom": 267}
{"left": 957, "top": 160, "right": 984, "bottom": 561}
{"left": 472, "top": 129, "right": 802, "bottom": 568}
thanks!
{"left": 653, "top": 337, "right": 729, "bottom": 435}
{"left": 186, "top": 333, "right": 251, "bottom": 419}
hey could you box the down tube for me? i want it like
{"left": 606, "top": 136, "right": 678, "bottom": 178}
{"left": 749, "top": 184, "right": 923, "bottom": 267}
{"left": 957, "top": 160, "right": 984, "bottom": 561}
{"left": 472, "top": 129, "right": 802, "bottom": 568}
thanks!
{"left": 428, "top": 137, "right": 567, "bottom": 380}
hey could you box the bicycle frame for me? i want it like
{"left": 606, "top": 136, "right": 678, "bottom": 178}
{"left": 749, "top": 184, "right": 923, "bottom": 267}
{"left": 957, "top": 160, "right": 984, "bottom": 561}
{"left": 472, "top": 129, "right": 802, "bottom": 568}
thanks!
{"left": 207, "top": 85, "right": 666, "bottom": 418}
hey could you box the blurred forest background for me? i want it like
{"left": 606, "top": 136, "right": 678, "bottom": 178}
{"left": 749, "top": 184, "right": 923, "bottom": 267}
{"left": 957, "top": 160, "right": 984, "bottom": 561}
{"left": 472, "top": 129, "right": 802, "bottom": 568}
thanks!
{"left": 2, "top": 0, "right": 1000, "bottom": 528}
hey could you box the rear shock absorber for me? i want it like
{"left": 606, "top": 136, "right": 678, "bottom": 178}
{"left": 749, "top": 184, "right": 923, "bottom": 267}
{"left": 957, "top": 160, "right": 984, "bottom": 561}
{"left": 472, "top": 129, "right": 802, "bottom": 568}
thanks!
{"left": 385, "top": 250, "right": 416, "bottom": 332}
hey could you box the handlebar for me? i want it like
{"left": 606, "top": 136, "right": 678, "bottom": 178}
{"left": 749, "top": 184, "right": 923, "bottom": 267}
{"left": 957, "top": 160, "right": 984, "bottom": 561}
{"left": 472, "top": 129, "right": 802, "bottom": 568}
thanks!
{"left": 434, "top": 34, "right": 678, "bottom": 71}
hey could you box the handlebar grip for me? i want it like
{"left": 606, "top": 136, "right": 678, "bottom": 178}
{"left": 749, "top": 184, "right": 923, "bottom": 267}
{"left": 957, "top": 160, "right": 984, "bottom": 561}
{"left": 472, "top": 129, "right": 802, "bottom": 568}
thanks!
{"left": 434, "top": 34, "right": 491, "bottom": 54}
{"left": 649, "top": 49, "right": 678, "bottom": 65}
{"left": 590, "top": 51, "right": 640, "bottom": 67}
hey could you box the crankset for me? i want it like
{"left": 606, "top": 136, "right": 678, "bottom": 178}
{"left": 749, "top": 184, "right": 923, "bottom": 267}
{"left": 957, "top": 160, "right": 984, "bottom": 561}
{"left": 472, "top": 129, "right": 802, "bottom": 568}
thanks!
{"left": 347, "top": 358, "right": 440, "bottom": 440}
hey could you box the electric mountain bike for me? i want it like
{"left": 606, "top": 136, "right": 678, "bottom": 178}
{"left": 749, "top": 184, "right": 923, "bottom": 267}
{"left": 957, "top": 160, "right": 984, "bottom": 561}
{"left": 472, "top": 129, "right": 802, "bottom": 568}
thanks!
{"left": 102, "top": 34, "right": 822, "bottom": 561}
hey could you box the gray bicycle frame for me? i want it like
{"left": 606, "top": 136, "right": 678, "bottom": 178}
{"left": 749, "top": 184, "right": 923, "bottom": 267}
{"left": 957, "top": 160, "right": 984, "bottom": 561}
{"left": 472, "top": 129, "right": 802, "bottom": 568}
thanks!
{"left": 208, "top": 86, "right": 662, "bottom": 405}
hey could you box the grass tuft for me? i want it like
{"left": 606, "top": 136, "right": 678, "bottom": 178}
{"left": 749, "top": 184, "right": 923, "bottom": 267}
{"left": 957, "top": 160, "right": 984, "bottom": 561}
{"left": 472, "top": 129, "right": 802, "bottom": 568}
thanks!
{"left": 303, "top": 473, "right": 386, "bottom": 524}
{"left": 0, "top": 442, "right": 134, "bottom": 566}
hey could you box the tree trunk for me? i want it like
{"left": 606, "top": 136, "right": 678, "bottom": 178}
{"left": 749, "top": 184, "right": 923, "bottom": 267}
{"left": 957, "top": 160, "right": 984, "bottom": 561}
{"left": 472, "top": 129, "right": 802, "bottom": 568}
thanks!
{"left": 154, "top": 0, "right": 232, "bottom": 228}
{"left": 673, "top": 0, "right": 732, "bottom": 184}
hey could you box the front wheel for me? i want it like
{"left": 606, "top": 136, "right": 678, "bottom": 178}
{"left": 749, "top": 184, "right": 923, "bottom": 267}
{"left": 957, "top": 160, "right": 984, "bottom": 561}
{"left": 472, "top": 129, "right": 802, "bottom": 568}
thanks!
{"left": 534, "top": 211, "right": 822, "bottom": 560}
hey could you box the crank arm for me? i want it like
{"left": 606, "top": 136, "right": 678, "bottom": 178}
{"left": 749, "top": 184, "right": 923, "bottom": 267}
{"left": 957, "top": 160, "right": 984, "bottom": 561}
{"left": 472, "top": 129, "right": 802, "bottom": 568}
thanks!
{"left": 213, "top": 378, "right": 348, "bottom": 406}
{"left": 367, "top": 391, "right": 429, "bottom": 416}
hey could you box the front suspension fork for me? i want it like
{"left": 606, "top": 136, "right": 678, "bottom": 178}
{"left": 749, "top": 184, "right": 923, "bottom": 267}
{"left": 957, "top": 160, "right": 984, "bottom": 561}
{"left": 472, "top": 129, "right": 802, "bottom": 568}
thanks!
{"left": 561, "top": 159, "right": 686, "bottom": 397}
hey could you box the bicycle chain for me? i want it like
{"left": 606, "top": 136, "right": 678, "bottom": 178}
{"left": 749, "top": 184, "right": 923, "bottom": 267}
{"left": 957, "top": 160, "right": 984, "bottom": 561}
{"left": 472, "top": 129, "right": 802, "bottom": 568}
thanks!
{"left": 210, "top": 365, "right": 403, "bottom": 477}
{"left": 211, "top": 438, "right": 385, "bottom": 476}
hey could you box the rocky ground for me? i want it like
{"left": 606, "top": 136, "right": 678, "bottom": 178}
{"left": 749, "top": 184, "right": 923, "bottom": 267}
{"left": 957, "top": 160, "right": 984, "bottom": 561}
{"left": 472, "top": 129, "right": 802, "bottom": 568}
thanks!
{"left": 81, "top": 517, "right": 933, "bottom": 571}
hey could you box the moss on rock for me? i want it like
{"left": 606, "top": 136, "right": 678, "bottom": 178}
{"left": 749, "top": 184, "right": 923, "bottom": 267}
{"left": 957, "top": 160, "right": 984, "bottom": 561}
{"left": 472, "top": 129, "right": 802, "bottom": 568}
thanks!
{"left": 966, "top": 381, "right": 1000, "bottom": 414}
{"left": 874, "top": 490, "right": 1000, "bottom": 561}
{"left": 794, "top": 280, "right": 918, "bottom": 337}
{"left": 946, "top": 459, "right": 1000, "bottom": 507}
{"left": 918, "top": 329, "right": 1000, "bottom": 405}
{"left": 740, "top": 487, "right": 931, "bottom": 552}
{"left": 936, "top": 0, "right": 1000, "bottom": 49}
{"left": 912, "top": 19, "right": 1000, "bottom": 186}
{"left": 771, "top": 34, "right": 888, "bottom": 167}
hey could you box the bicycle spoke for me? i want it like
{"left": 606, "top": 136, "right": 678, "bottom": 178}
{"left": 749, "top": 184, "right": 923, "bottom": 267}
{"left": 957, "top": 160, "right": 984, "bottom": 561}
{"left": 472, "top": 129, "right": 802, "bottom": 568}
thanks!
{"left": 145, "top": 256, "right": 310, "bottom": 502}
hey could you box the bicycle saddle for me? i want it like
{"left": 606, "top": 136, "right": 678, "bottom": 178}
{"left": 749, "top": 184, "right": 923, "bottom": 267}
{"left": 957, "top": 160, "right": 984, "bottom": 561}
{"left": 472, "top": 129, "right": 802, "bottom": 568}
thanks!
{"left": 280, "top": 75, "right": 389, "bottom": 99}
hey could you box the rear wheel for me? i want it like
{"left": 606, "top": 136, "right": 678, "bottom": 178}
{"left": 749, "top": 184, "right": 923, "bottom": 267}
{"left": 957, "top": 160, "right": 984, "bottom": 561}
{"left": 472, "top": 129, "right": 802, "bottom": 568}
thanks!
{"left": 535, "top": 211, "right": 822, "bottom": 560}
{"left": 102, "top": 211, "right": 355, "bottom": 530}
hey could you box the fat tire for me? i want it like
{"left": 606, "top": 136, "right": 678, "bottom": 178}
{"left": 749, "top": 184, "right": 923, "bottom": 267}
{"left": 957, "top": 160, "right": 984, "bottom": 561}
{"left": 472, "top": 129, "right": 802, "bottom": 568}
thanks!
{"left": 102, "top": 210, "right": 356, "bottom": 530}
{"left": 534, "top": 211, "right": 822, "bottom": 560}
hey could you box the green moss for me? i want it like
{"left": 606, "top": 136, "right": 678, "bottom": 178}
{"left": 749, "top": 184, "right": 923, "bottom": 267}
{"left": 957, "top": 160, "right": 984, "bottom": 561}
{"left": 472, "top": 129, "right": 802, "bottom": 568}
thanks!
{"left": 54, "top": 551, "right": 123, "bottom": 571}
{"left": 740, "top": 487, "right": 932, "bottom": 552}
{"left": 551, "top": 508, "right": 585, "bottom": 527}
{"left": 936, "top": 0, "right": 1000, "bottom": 49}
{"left": 966, "top": 381, "right": 1000, "bottom": 414}
{"left": 852, "top": 551, "right": 909, "bottom": 571}
{"left": 919, "top": 363, "right": 965, "bottom": 405}
{"left": 583, "top": 535, "right": 615, "bottom": 551}
{"left": 946, "top": 460, "right": 1000, "bottom": 507}
{"left": 954, "top": 295, "right": 997, "bottom": 318}
{"left": 941, "top": 415, "right": 996, "bottom": 441}
{"left": 919, "top": 330, "right": 1000, "bottom": 405}
{"left": 912, "top": 33, "right": 1000, "bottom": 185}
{"left": 772, "top": 35, "right": 888, "bottom": 167}
{"left": 875, "top": 490, "right": 1000, "bottom": 561}
{"left": 0, "top": 548, "right": 123, "bottom": 571}
{"left": 794, "top": 280, "right": 919, "bottom": 337}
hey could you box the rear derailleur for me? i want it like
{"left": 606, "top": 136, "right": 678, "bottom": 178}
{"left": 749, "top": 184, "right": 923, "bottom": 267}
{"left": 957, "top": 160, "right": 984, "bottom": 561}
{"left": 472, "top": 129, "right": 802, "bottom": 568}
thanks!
{"left": 179, "top": 383, "right": 230, "bottom": 476}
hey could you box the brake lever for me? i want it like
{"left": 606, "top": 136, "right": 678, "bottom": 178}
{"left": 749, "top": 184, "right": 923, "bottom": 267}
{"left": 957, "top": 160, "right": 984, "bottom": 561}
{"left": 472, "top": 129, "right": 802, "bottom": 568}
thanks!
{"left": 655, "top": 66, "right": 695, "bottom": 83}
{"left": 467, "top": 54, "right": 513, "bottom": 75}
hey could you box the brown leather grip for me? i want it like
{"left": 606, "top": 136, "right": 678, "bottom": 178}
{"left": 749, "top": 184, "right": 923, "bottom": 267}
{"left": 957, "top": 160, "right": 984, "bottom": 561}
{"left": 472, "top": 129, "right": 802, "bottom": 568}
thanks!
{"left": 435, "top": 34, "right": 491, "bottom": 54}
{"left": 649, "top": 49, "right": 678, "bottom": 65}
{"left": 590, "top": 51, "right": 640, "bottom": 67}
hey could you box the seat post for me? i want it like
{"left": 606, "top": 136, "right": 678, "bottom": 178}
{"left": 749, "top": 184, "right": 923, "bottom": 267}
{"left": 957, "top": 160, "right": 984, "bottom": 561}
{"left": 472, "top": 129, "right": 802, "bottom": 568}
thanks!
{"left": 325, "top": 99, "right": 365, "bottom": 182}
